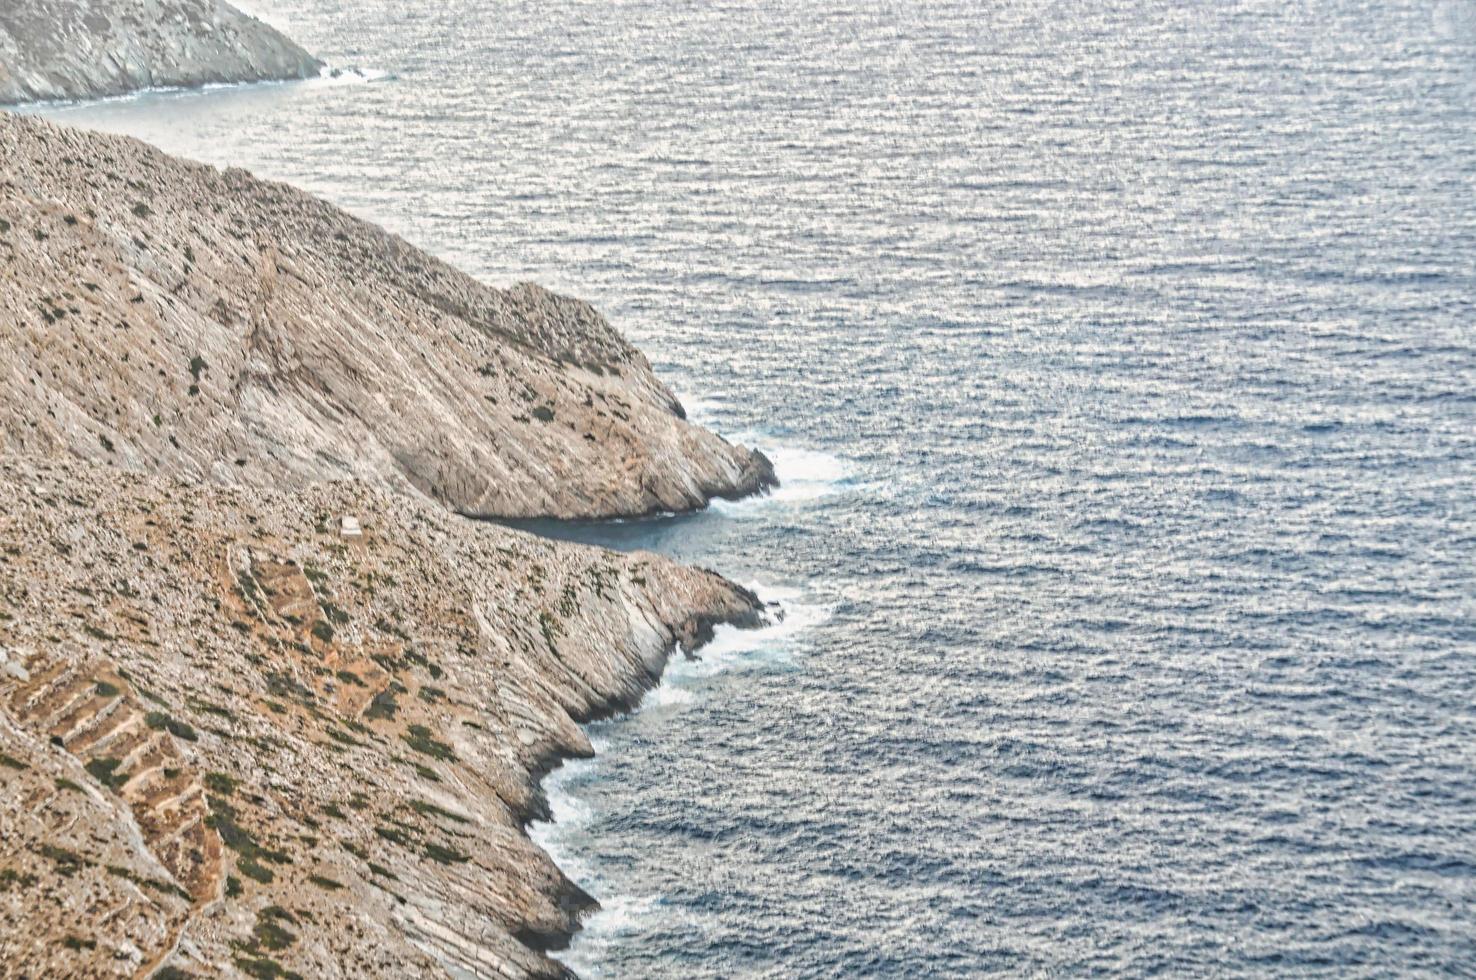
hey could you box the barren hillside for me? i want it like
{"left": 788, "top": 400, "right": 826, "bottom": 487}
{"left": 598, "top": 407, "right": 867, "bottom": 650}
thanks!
{"left": 0, "top": 112, "right": 775, "bottom": 519}
{"left": 0, "top": 455, "right": 764, "bottom": 978}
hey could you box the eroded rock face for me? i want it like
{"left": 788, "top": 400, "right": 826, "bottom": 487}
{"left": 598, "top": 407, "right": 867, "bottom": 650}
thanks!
{"left": 0, "top": 0, "right": 322, "bottom": 105}
{"left": 0, "top": 112, "right": 775, "bottom": 518}
{"left": 0, "top": 104, "right": 777, "bottom": 978}
{"left": 0, "top": 455, "right": 765, "bottom": 978}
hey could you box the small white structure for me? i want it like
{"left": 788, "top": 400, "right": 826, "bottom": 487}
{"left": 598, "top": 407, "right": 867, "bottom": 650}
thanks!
{"left": 339, "top": 516, "right": 364, "bottom": 540}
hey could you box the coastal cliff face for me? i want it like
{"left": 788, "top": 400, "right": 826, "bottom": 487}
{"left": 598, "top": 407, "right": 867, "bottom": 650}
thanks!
{"left": 0, "top": 455, "right": 764, "bottom": 978}
{"left": 0, "top": 111, "right": 774, "bottom": 977}
{"left": 0, "top": 0, "right": 322, "bottom": 105}
{"left": 0, "top": 113, "right": 774, "bottom": 519}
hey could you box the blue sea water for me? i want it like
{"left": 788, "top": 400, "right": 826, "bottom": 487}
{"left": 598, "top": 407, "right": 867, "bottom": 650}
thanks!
{"left": 33, "top": 0, "right": 1476, "bottom": 975}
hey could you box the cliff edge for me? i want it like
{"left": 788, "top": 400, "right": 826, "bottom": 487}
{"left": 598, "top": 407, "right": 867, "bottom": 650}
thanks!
{"left": 0, "top": 0, "right": 322, "bottom": 105}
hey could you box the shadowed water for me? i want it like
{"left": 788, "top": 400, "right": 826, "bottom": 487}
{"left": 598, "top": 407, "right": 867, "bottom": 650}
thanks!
{"left": 32, "top": 0, "right": 1476, "bottom": 975}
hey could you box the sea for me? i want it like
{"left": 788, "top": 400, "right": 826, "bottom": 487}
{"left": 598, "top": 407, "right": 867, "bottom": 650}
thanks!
{"left": 29, "top": 0, "right": 1476, "bottom": 975}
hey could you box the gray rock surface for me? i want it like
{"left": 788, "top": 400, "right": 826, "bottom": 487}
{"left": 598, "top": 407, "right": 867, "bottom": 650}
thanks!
{"left": 0, "top": 455, "right": 765, "bottom": 978}
{"left": 0, "top": 112, "right": 776, "bottom": 519}
{"left": 0, "top": 0, "right": 322, "bottom": 104}
{"left": 0, "top": 101, "right": 777, "bottom": 979}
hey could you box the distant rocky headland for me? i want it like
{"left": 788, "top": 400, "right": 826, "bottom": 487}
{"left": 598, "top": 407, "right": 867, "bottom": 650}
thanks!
{"left": 0, "top": 95, "right": 773, "bottom": 980}
{"left": 0, "top": 0, "right": 321, "bottom": 105}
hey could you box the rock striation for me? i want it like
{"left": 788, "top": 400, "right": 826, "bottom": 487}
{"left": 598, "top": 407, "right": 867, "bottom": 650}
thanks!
{"left": 0, "top": 0, "right": 322, "bottom": 105}
{"left": 0, "top": 112, "right": 775, "bottom": 518}
{"left": 0, "top": 112, "right": 778, "bottom": 977}
{"left": 0, "top": 455, "right": 764, "bottom": 978}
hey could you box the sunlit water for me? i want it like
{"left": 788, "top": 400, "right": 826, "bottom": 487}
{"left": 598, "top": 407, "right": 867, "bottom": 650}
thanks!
{"left": 29, "top": 0, "right": 1476, "bottom": 975}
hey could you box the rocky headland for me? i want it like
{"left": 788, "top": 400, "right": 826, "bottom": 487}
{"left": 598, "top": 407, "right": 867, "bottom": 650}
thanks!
{"left": 0, "top": 0, "right": 322, "bottom": 105}
{"left": 0, "top": 110, "right": 775, "bottom": 978}
{"left": 0, "top": 113, "right": 775, "bottom": 519}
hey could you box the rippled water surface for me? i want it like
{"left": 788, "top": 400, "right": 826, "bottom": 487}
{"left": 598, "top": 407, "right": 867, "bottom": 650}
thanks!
{"left": 35, "top": 0, "right": 1476, "bottom": 975}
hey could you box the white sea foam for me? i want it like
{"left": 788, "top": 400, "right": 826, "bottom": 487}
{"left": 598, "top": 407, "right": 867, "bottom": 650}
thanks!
{"left": 674, "top": 392, "right": 730, "bottom": 424}
{"left": 672, "top": 392, "right": 855, "bottom": 509}
{"left": 527, "top": 753, "right": 599, "bottom": 882}
{"left": 764, "top": 443, "right": 853, "bottom": 502}
{"left": 626, "top": 586, "right": 831, "bottom": 716}
{"left": 711, "top": 442, "right": 855, "bottom": 516}
{"left": 674, "top": 583, "right": 829, "bottom": 668}
{"left": 530, "top": 584, "right": 829, "bottom": 974}
{"left": 558, "top": 894, "right": 663, "bottom": 977}
{"left": 21, "top": 66, "right": 390, "bottom": 115}
{"left": 307, "top": 65, "right": 394, "bottom": 87}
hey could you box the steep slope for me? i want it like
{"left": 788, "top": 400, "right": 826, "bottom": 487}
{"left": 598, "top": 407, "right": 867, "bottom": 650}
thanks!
{"left": 0, "top": 455, "right": 765, "bottom": 978}
{"left": 0, "top": 112, "right": 775, "bottom": 519}
{"left": 0, "top": 0, "right": 322, "bottom": 105}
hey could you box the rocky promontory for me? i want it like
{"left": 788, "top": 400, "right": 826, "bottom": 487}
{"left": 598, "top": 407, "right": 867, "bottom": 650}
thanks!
{"left": 0, "top": 0, "right": 321, "bottom": 105}
{"left": 0, "top": 113, "right": 775, "bottom": 518}
{"left": 0, "top": 455, "right": 764, "bottom": 978}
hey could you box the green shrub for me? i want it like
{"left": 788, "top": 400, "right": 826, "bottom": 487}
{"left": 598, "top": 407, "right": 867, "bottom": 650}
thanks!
{"left": 38, "top": 844, "right": 86, "bottom": 876}
{"left": 85, "top": 757, "right": 126, "bottom": 791}
{"left": 364, "top": 689, "right": 398, "bottom": 721}
{"left": 422, "top": 842, "right": 468, "bottom": 865}
{"left": 253, "top": 908, "right": 296, "bottom": 951}
{"left": 402, "top": 725, "right": 455, "bottom": 761}
{"left": 154, "top": 966, "right": 196, "bottom": 980}
{"left": 144, "top": 712, "right": 198, "bottom": 742}
{"left": 204, "top": 772, "right": 237, "bottom": 796}
{"left": 374, "top": 825, "right": 413, "bottom": 847}
{"left": 237, "top": 857, "right": 273, "bottom": 884}
{"left": 410, "top": 800, "right": 469, "bottom": 825}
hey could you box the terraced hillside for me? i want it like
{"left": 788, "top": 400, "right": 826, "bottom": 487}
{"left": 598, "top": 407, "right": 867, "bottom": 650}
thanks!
{"left": 0, "top": 456, "right": 765, "bottom": 977}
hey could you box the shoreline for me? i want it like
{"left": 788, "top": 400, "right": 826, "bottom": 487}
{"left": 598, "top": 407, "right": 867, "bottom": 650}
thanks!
{"left": 5, "top": 66, "right": 388, "bottom": 113}
{"left": 524, "top": 579, "right": 828, "bottom": 975}
{"left": 519, "top": 599, "right": 771, "bottom": 957}
{"left": 0, "top": 457, "right": 774, "bottom": 978}
{"left": 518, "top": 575, "right": 773, "bottom": 957}
{"left": 0, "top": 107, "right": 786, "bottom": 977}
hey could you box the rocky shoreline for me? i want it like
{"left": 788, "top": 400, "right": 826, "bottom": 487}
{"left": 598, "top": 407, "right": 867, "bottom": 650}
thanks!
{"left": 0, "top": 456, "right": 765, "bottom": 977}
{"left": 0, "top": 99, "right": 773, "bottom": 979}
{"left": 0, "top": 0, "right": 321, "bottom": 105}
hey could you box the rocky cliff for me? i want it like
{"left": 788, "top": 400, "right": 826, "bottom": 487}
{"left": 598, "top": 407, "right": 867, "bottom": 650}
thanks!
{"left": 0, "top": 455, "right": 764, "bottom": 978}
{"left": 0, "top": 0, "right": 322, "bottom": 105}
{"left": 0, "top": 112, "right": 775, "bottom": 518}
{"left": 0, "top": 111, "right": 777, "bottom": 978}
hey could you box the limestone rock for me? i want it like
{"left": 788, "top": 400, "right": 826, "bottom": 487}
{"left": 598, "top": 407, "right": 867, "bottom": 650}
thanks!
{"left": 0, "top": 454, "right": 766, "bottom": 978}
{"left": 0, "top": 0, "right": 322, "bottom": 105}
{"left": 0, "top": 112, "right": 776, "bottom": 518}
